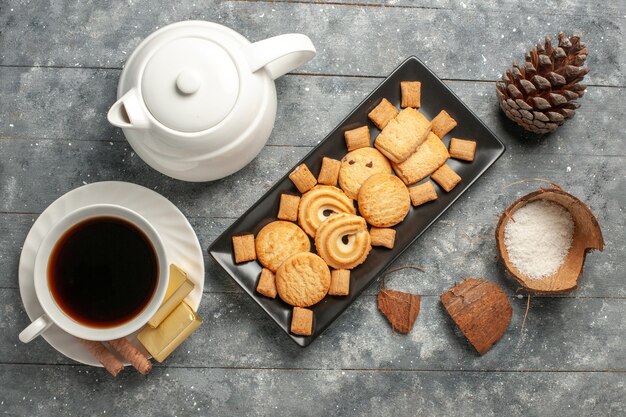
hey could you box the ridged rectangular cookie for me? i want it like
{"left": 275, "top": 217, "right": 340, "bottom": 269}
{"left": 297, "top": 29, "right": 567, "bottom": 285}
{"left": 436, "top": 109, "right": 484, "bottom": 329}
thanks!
{"left": 374, "top": 108, "right": 431, "bottom": 164}
{"left": 392, "top": 132, "right": 450, "bottom": 185}
{"left": 368, "top": 98, "right": 399, "bottom": 130}
{"left": 431, "top": 163, "right": 461, "bottom": 192}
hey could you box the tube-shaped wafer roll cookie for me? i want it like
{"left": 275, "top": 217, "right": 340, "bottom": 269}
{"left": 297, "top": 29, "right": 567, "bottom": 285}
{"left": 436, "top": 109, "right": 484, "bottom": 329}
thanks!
{"left": 78, "top": 339, "right": 124, "bottom": 377}
{"left": 108, "top": 338, "right": 153, "bottom": 375}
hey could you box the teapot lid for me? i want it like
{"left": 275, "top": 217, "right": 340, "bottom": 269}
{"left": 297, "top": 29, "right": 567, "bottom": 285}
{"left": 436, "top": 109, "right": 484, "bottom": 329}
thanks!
{"left": 141, "top": 37, "right": 239, "bottom": 132}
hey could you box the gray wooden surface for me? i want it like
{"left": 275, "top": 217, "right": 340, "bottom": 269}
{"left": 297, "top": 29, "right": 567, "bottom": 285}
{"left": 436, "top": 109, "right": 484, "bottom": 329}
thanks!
{"left": 1, "top": 1, "right": 624, "bottom": 416}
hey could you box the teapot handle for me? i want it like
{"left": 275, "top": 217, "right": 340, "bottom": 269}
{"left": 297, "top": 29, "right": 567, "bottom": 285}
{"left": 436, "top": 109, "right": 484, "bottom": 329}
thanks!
{"left": 247, "top": 34, "right": 316, "bottom": 80}
{"left": 107, "top": 88, "right": 150, "bottom": 129}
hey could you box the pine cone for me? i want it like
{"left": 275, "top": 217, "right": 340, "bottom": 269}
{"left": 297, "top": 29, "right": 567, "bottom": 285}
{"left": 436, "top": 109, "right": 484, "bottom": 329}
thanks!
{"left": 496, "top": 32, "right": 589, "bottom": 134}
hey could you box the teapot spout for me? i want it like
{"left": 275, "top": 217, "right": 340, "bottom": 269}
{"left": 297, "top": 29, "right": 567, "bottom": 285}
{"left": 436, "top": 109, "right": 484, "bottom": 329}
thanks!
{"left": 107, "top": 89, "right": 150, "bottom": 129}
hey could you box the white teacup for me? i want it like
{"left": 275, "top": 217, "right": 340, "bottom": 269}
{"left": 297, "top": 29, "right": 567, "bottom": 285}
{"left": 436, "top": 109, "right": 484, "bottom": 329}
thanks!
{"left": 19, "top": 204, "right": 169, "bottom": 343}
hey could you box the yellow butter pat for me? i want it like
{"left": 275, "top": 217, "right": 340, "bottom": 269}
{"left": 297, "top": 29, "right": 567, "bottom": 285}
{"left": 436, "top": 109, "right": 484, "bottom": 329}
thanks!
{"left": 138, "top": 301, "right": 202, "bottom": 362}
{"left": 148, "top": 264, "right": 195, "bottom": 328}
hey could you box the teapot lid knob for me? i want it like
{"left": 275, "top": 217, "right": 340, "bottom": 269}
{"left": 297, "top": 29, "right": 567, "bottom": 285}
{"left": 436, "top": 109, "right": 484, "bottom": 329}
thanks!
{"left": 176, "top": 70, "right": 201, "bottom": 95}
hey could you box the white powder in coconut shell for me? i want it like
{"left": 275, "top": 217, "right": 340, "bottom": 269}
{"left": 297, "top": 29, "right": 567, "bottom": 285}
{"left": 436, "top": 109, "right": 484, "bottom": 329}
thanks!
{"left": 504, "top": 200, "right": 575, "bottom": 279}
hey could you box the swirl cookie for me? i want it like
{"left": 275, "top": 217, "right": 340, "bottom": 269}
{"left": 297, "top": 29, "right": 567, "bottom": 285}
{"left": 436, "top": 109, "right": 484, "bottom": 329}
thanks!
{"left": 276, "top": 252, "right": 331, "bottom": 307}
{"left": 255, "top": 221, "right": 311, "bottom": 272}
{"left": 338, "top": 147, "right": 392, "bottom": 199}
{"left": 298, "top": 185, "right": 356, "bottom": 237}
{"left": 357, "top": 173, "right": 410, "bottom": 227}
{"left": 315, "top": 213, "right": 372, "bottom": 270}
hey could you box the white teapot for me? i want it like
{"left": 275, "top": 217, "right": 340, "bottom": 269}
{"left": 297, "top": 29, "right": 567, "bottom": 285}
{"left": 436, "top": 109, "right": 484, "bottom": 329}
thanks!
{"left": 107, "top": 21, "right": 315, "bottom": 182}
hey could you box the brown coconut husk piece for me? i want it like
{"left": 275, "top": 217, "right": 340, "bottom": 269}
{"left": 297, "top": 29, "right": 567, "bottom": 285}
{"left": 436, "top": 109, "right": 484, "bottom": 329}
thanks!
{"left": 440, "top": 278, "right": 512, "bottom": 355}
{"left": 377, "top": 266, "right": 424, "bottom": 334}
{"left": 495, "top": 187, "right": 604, "bottom": 293}
{"left": 377, "top": 289, "right": 421, "bottom": 334}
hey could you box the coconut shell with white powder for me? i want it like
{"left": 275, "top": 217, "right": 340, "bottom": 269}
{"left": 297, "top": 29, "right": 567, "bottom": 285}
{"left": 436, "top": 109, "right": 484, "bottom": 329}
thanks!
{"left": 496, "top": 187, "right": 604, "bottom": 293}
{"left": 504, "top": 200, "right": 575, "bottom": 279}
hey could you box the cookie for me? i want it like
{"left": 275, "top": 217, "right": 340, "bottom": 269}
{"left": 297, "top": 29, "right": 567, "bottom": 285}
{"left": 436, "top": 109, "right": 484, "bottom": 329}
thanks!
{"left": 232, "top": 234, "right": 256, "bottom": 264}
{"left": 289, "top": 163, "right": 317, "bottom": 193}
{"left": 369, "top": 227, "right": 396, "bottom": 249}
{"left": 315, "top": 213, "right": 371, "bottom": 270}
{"left": 344, "top": 126, "right": 370, "bottom": 151}
{"left": 408, "top": 181, "right": 438, "bottom": 206}
{"left": 374, "top": 107, "right": 431, "bottom": 164}
{"left": 357, "top": 173, "right": 410, "bottom": 227}
{"left": 400, "top": 81, "right": 421, "bottom": 108}
{"left": 317, "top": 157, "right": 342, "bottom": 186}
{"left": 338, "top": 147, "right": 392, "bottom": 199}
{"left": 277, "top": 194, "right": 300, "bottom": 222}
{"left": 255, "top": 221, "right": 311, "bottom": 272}
{"left": 298, "top": 185, "right": 355, "bottom": 237}
{"left": 368, "top": 98, "right": 398, "bottom": 130}
{"left": 256, "top": 268, "right": 277, "bottom": 298}
{"left": 329, "top": 269, "right": 350, "bottom": 296}
{"left": 431, "top": 110, "right": 457, "bottom": 138}
{"left": 392, "top": 132, "right": 450, "bottom": 185}
{"left": 276, "top": 252, "right": 331, "bottom": 307}
{"left": 291, "top": 307, "right": 314, "bottom": 336}
{"left": 449, "top": 138, "right": 476, "bottom": 162}
{"left": 431, "top": 163, "right": 461, "bottom": 192}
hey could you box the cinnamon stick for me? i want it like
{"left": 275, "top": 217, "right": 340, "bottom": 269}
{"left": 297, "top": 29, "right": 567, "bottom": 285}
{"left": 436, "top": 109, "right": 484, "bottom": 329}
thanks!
{"left": 78, "top": 339, "right": 124, "bottom": 377}
{"left": 108, "top": 338, "right": 152, "bottom": 375}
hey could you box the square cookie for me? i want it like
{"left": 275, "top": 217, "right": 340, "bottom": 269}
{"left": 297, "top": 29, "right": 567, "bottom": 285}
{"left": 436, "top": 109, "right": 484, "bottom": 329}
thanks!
{"left": 392, "top": 132, "right": 449, "bottom": 185}
{"left": 232, "top": 234, "right": 256, "bottom": 264}
{"left": 449, "top": 138, "right": 477, "bottom": 162}
{"left": 368, "top": 98, "right": 399, "bottom": 130}
{"left": 431, "top": 110, "right": 457, "bottom": 138}
{"left": 431, "top": 163, "right": 461, "bottom": 192}
{"left": 329, "top": 269, "right": 350, "bottom": 296}
{"left": 400, "top": 81, "right": 421, "bottom": 108}
{"left": 318, "top": 157, "right": 342, "bottom": 186}
{"left": 374, "top": 107, "right": 431, "bottom": 164}
{"left": 291, "top": 307, "right": 314, "bottom": 336}
{"left": 277, "top": 193, "right": 301, "bottom": 222}
{"left": 344, "top": 126, "right": 371, "bottom": 151}
{"left": 369, "top": 227, "right": 396, "bottom": 249}
{"left": 256, "top": 268, "right": 277, "bottom": 298}
{"left": 289, "top": 163, "right": 317, "bottom": 193}
{"left": 408, "top": 181, "right": 438, "bottom": 206}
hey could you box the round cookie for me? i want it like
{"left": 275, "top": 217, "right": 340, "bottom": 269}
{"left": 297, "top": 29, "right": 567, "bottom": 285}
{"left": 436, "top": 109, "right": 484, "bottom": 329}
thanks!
{"left": 357, "top": 173, "right": 410, "bottom": 227}
{"left": 276, "top": 252, "right": 331, "bottom": 307}
{"left": 255, "top": 221, "right": 310, "bottom": 272}
{"left": 298, "top": 185, "right": 355, "bottom": 237}
{"left": 315, "top": 213, "right": 371, "bottom": 270}
{"left": 338, "top": 147, "right": 392, "bottom": 199}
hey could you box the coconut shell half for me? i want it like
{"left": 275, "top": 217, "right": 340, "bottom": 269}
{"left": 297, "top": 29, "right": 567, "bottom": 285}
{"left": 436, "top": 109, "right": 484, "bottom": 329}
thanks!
{"left": 378, "top": 289, "right": 421, "bottom": 334}
{"left": 440, "top": 278, "right": 511, "bottom": 355}
{"left": 496, "top": 187, "right": 604, "bottom": 293}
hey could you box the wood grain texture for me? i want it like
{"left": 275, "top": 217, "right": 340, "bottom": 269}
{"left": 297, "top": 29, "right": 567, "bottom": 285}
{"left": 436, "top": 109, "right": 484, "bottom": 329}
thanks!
{"left": 1, "top": 68, "right": 624, "bottom": 157}
{"left": 0, "top": 1, "right": 624, "bottom": 85}
{"left": 1, "top": 137, "right": 624, "bottom": 219}
{"left": 2, "top": 206, "right": 623, "bottom": 298}
{"left": 238, "top": 0, "right": 626, "bottom": 16}
{"left": 0, "top": 145, "right": 622, "bottom": 297}
{"left": 0, "top": 364, "right": 623, "bottom": 417}
{"left": 2, "top": 289, "right": 625, "bottom": 372}
{"left": 1, "top": 0, "right": 624, "bottom": 415}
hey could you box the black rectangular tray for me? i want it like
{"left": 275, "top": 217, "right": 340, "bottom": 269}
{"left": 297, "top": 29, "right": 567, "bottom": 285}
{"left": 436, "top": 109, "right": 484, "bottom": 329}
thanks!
{"left": 208, "top": 56, "right": 506, "bottom": 347}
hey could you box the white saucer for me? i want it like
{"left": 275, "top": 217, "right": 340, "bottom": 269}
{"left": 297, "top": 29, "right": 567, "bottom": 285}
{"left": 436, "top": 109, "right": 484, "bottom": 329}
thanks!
{"left": 18, "top": 181, "right": 205, "bottom": 366}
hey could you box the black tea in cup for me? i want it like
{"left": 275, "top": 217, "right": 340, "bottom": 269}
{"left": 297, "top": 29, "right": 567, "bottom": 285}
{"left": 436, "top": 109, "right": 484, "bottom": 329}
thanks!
{"left": 48, "top": 217, "right": 158, "bottom": 328}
